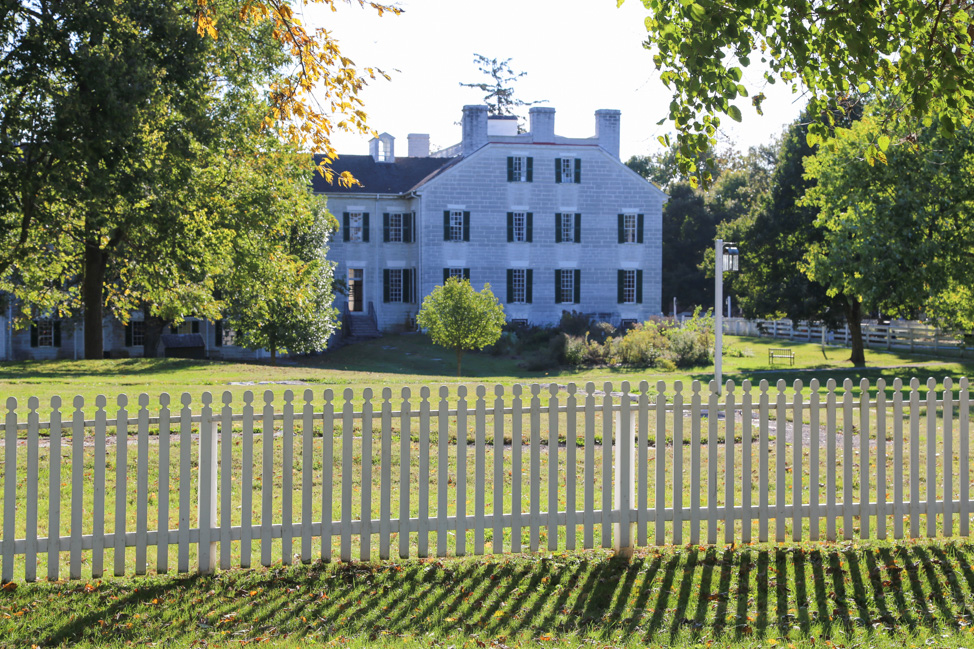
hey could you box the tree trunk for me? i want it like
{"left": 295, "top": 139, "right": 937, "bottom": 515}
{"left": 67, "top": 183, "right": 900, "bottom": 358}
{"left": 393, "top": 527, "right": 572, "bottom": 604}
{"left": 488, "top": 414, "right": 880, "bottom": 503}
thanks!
{"left": 142, "top": 306, "right": 168, "bottom": 359}
{"left": 82, "top": 241, "right": 107, "bottom": 360}
{"left": 846, "top": 299, "right": 866, "bottom": 367}
{"left": 456, "top": 347, "right": 462, "bottom": 378}
{"left": 270, "top": 346, "right": 277, "bottom": 366}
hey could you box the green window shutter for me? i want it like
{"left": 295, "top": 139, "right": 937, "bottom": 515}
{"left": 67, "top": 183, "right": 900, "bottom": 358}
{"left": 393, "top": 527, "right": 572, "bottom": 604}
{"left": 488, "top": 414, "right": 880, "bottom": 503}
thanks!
{"left": 125, "top": 323, "right": 133, "bottom": 347}
{"left": 404, "top": 212, "right": 413, "bottom": 243}
{"left": 463, "top": 268, "right": 470, "bottom": 281}
{"left": 343, "top": 212, "right": 350, "bottom": 242}
{"left": 507, "top": 212, "right": 514, "bottom": 242}
{"left": 637, "top": 213, "right": 644, "bottom": 244}
{"left": 215, "top": 320, "right": 223, "bottom": 347}
{"left": 506, "top": 269, "right": 513, "bottom": 303}
{"left": 526, "top": 213, "right": 533, "bottom": 242}
{"left": 53, "top": 320, "right": 61, "bottom": 347}
{"left": 30, "top": 322, "right": 38, "bottom": 347}
{"left": 636, "top": 270, "right": 644, "bottom": 304}
{"left": 507, "top": 157, "right": 514, "bottom": 182}
{"left": 574, "top": 214, "right": 581, "bottom": 243}
{"left": 617, "top": 270, "right": 625, "bottom": 304}
{"left": 383, "top": 213, "right": 390, "bottom": 242}
{"left": 443, "top": 211, "right": 450, "bottom": 240}
{"left": 554, "top": 270, "right": 561, "bottom": 304}
{"left": 362, "top": 213, "right": 370, "bottom": 242}
{"left": 463, "top": 211, "right": 470, "bottom": 241}
{"left": 525, "top": 269, "right": 533, "bottom": 303}
{"left": 618, "top": 214, "right": 625, "bottom": 244}
{"left": 383, "top": 269, "right": 391, "bottom": 303}
{"left": 443, "top": 268, "right": 450, "bottom": 284}
{"left": 554, "top": 158, "right": 562, "bottom": 183}
{"left": 191, "top": 321, "right": 200, "bottom": 334}
{"left": 554, "top": 213, "right": 562, "bottom": 243}
{"left": 404, "top": 269, "right": 413, "bottom": 303}
{"left": 574, "top": 158, "right": 581, "bottom": 183}
{"left": 574, "top": 269, "right": 581, "bottom": 304}
{"left": 526, "top": 157, "right": 533, "bottom": 182}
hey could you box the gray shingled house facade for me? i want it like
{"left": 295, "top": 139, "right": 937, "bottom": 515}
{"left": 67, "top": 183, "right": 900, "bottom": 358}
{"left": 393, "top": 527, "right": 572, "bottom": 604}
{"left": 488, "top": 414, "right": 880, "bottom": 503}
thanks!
{"left": 317, "top": 105, "right": 666, "bottom": 335}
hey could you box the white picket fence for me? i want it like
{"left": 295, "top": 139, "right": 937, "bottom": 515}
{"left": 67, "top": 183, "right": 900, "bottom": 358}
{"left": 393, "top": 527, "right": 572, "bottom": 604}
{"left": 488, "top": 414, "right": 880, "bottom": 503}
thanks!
{"left": 725, "top": 317, "right": 972, "bottom": 356}
{"left": 1, "top": 377, "right": 972, "bottom": 583}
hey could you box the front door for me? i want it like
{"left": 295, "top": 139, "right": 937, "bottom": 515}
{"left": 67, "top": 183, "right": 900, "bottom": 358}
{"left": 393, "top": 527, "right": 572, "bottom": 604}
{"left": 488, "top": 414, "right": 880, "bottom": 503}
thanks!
{"left": 348, "top": 268, "right": 364, "bottom": 312}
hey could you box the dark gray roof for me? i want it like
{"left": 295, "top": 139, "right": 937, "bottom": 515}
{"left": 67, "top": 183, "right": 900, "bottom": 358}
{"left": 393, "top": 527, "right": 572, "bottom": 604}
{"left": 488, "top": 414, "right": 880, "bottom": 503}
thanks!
{"left": 312, "top": 154, "right": 457, "bottom": 195}
{"left": 161, "top": 333, "right": 205, "bottom": 348}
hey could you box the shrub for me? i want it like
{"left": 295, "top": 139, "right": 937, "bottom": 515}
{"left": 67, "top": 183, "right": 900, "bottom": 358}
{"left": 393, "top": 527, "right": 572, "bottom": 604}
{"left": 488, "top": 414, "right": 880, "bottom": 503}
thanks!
{"left": 563, "top": 334, "right": 587, "bottom": 366}
{"left": 590, "top": 321, "right": 618, "bottom": 343}
{"left": 666, "top": 308, "right": 714, "bottom": 367}
{"left": 617, "top": 321, "right": 668, "bottom": 367}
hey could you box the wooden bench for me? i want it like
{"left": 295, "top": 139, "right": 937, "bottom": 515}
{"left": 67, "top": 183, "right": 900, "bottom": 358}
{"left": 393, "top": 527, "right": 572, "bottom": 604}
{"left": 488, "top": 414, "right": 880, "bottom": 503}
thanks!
{"left": 769, "top": 348, "right": 794, "bottom": 365}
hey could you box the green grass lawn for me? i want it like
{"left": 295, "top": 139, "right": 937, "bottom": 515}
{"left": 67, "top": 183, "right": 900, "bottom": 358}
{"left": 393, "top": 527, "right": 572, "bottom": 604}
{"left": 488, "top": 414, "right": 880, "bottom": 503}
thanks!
{"left": 1, "top": 334, "right": 970, "bottom": 420}
{"left": 4, "top": 336, "right": 974, "bottom": 648}
{"left": 4, "top": 540, "right": 974, "bottom": 648}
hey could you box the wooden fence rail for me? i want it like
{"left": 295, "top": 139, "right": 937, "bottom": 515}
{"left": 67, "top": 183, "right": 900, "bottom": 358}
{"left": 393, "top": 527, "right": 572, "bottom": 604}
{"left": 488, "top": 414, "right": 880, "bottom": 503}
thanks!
{"left": 1, "top": 377, "right": 972, "bottom": 583}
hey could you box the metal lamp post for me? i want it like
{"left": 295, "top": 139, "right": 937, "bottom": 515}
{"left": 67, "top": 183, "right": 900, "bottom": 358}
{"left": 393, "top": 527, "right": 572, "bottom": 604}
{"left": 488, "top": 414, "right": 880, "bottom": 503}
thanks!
{"left": 714, "top": 239, "right": 739, "bottom": 394}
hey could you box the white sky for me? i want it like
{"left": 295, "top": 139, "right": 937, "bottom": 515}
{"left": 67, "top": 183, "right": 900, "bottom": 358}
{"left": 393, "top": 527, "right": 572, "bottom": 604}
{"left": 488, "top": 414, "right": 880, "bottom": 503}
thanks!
{"left": 304, "top": 0, "right": 807, "bottom": 160}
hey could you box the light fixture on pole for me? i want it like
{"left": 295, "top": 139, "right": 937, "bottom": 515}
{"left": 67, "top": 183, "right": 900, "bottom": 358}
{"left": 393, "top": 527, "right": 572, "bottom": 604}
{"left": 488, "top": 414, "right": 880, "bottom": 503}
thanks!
{"left": 714, "top": 239, "right": 739, "bottom": 394}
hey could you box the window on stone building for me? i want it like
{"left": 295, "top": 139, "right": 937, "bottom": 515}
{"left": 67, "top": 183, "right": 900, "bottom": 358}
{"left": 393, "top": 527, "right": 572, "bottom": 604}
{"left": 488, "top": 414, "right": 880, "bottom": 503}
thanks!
{"left": 617, "top": 269, "right": 644, "bottom": 304}
{"left": 555, "top": 157, "right": 580, "bottom": 183}
{"left": 383, "top": 212, "right": 414, "bottom": 243}
{"left": 507, "top": 211, "right": 533, "bottom": 242}
{"left": 506, "top": 268, "right": 533, "bottom": 304}
{"left": 444, "top": 210, "right": 469, "bottom": 242}
{"left": 507, "top": 156, "right": 533, "bottom": 182}
{"left": 383, "top": 268, "right": 415, "bottom": 303}
{"left": 343, "top": 212, "right": 370, "bottom": 242}
{"left": 618, "top": 213, "right": 644, "bottom": 244}
{"left": 555, "top": 269, "right": 581, "bottom": 304}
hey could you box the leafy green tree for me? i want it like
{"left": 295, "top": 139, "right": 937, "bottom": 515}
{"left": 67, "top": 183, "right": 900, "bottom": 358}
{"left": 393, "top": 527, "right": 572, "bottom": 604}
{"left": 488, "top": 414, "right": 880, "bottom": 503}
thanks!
{"left": 417, "top": 278, "right": 506, "bottom": 377}
{"left": 630, "top": 0, "right": 974, "bottom": 185}
{"left": 800, "top": 115, "right": 974, "bottom": 365}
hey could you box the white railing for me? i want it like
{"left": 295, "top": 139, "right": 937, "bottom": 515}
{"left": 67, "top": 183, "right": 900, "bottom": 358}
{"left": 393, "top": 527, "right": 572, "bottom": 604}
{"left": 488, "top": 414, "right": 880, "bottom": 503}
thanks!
{"left": 1, "top": 378, "right": 972, "bottom": 583}
{"left": 724, "top": 317, "right": 972, "bottom": 356}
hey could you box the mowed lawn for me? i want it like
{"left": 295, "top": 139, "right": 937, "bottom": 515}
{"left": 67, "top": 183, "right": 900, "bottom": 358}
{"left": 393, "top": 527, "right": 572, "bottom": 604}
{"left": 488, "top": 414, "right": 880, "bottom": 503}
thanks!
{"left": 4, "top": 335, "right": 974, "bottom": 648}
{"left": 1, "top": 333, "right": 971, "bottom": 419}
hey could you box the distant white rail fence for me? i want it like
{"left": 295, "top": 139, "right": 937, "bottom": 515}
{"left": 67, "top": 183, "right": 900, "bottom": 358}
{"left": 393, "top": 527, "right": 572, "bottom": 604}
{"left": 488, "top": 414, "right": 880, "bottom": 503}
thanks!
{"left": 2, "top": 377, "right": 972, "bottom": 583}
{"left": 725, "top": 317, "right": 972, "bottom": 356}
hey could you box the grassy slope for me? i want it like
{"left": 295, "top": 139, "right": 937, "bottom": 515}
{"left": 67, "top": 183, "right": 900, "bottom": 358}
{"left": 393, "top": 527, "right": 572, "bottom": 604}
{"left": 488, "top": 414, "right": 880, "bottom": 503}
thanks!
{"left": 4, "top": 541, "right": 974, "bottom": 648}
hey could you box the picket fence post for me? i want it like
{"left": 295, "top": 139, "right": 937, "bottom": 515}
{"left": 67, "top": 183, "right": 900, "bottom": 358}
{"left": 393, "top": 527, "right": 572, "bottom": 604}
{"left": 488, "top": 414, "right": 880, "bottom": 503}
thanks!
{"left": 613, "top": 385, "right": 635, "bottom": 556}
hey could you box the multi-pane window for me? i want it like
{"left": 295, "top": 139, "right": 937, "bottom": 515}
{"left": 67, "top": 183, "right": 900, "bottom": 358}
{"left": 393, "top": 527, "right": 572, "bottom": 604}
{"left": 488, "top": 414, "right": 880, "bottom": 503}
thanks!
{"left": 507, "top": 156, "right": 533, "bottom": 182}
{"left": 622, "top": 270, "right": 636, "bottom": 303}
{"left": 555, "top": 157, "right": 580, "bottom": 184}
{"left": 388, "top": 213, "right": 403, "bottom": 242}
{"left": 450, "top": 211, "right": 464, "bottom": 241}
{"left": 562, "top": 158, "right": 575, "bottom": 183}
{"left": 560, "top": 270, "right": 575, "bottom": 304}
{"left": 444, "top": 268, "right": 470, "bottom": 282}
{"left": 349, "top": 213, "right": 364, "bottom": 242}
{"left": 511, "top": 269, "right": 527, "bottom": 303}
{"left": 131, "top": 321, "right": 145, "bottom": 346}
{"left": 388, "top": 269, "right": 403, "bottom": 303}
{"left": 221, "top": 326, "right": 237, "bottom": 347}
{"left": 617, "top": 269, "right": 643, "bottom": 304}
{"left": 561, "top": 213, "right": 574, "bottom": 242}
{"left": 37, "top": 319, "right": 54, "bottom": 346}
{"left": 622, "top": 214, "right": 637, "bottom": 243}
{"left": 512, "top": 212, "right": 527, "bottom": 242}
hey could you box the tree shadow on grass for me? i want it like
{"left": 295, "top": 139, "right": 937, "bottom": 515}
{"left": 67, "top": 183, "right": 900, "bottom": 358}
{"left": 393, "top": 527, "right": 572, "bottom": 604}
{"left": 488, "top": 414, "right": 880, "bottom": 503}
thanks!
{"left": 11, "top": 543, "right": 974, "bottom": 647}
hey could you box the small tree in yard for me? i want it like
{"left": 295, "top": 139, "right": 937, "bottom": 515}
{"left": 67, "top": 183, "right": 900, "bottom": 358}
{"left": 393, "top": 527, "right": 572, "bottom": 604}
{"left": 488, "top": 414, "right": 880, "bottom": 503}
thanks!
{"left": 417, "top": 278, "right": 506, "bottom": 377}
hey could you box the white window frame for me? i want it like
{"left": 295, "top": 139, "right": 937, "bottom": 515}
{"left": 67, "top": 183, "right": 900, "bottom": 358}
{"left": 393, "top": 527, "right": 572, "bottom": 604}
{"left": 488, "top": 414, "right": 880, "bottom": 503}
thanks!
{"left": 388, "top": 268, "right": 404, "bottom": 303}
{"left": 449, "top": 210, "right": 464, "bottom": 242}
{"left": 560, "top": 270, "right": 576, "bottom": 304}
{"left": 511, "top": 156, "right": 525, "bottom": 182}
{"left": 511, "top": 268, "right": 527, "bottom": 304}
{"left": 37, "top": 319, "right": 54, "bottom": 347}
{"left": 560, "top": 157, "right": 575, "bottom": 183}
{"left": 222, "top": 326, "right": 237, "bottom": 347}
{"left": 349, "top": 212, "right": 365, "bottom": 242}
{"left": 560, "top": 213, "right": 575, "bottom": 243}
{"left": 622, "top": 269, "right": 637, "bottom": 304}
{"left": 388, "top": 213, "right": 404, "bottom": 243}
{"left": 512, "top": 211, "right": 528, "bottom": 242}
{"left": 447, "top": 268, "right": 466, "bottom": 280}
{"left": 623, "top": 213, "right": 638, "bottom": 244}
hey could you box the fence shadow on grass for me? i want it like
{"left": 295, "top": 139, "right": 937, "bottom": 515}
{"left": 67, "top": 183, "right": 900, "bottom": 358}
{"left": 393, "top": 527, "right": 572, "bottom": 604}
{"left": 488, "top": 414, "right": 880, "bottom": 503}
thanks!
{"left": 14, "top": 543, "right": 974, "bottom": 647}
